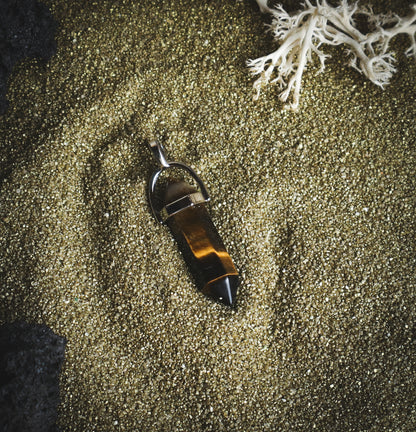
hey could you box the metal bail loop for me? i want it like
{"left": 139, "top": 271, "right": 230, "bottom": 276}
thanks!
{"left": 147, "top": 140, "right": 210, "bottom": 223}
{"left": 149, "top": 140, "right": 170, "bottom": 168}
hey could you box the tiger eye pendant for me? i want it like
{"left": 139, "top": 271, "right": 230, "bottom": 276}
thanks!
{"left": 147, "top": 140, "right": 239, "bottom": 307}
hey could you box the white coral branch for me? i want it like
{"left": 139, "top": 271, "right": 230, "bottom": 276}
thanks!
{"left": 250, "top": 0, "right": 416, "bottom": 110}
{"left": 256, "top": 0, "right": 273, "bottom": 14}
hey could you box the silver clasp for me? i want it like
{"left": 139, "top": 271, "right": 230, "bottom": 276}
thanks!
{"left": 149, "top": 140, "right": 170, "bottom": 168}
{"left": 147, "top": 140, "right": 210, "bottom": 223}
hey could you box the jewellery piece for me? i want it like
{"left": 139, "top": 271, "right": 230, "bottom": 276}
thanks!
{"left": 148, "top": 140, "right": 239, "bottom": 307}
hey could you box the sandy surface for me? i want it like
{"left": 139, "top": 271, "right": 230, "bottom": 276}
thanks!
{"left": 1, "top": 0, "right": 415, "bottom": 430}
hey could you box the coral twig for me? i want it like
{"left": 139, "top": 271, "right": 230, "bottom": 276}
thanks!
{"left": 249, "top": 1, "right": 416, "bottom": 110}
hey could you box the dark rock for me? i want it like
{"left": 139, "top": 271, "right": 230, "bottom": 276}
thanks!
{"left": 0, "top": 321, "right": 66, "bottom": 432}
{"left": 0, "top": 0, "right": 57, "bottom": 114}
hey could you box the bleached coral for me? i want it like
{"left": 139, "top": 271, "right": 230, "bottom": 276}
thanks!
{"left": 256, "top": 0, "right": 273, "bottom": 14}
{"left": 249, "top": 0, "right": 416, "bottom": 110}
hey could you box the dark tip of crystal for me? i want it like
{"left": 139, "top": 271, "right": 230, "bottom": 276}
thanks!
{"left": 203, "top": 275, "right": 239, "bottom": 307}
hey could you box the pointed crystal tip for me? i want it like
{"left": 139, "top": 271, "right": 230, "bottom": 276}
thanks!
{"left": 203, "top": 275, "right": 239, "bottom": 307}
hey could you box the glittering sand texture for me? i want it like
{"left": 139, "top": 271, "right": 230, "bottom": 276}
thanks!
{"left": 1, "top": 0, "right": 416, "bottom": 430}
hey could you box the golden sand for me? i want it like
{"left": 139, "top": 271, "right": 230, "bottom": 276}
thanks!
{"left": 1, "top": 0, "right": 415, "bottom": 430}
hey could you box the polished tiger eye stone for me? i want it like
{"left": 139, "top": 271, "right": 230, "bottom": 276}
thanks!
{"left": 164, "top": 181, "right": 239, "bottom": 307}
